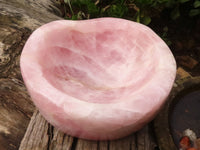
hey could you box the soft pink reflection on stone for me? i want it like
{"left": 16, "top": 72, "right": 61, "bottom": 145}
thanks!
{"left": 20, "top": 18, "right": 176, "bottom": 140}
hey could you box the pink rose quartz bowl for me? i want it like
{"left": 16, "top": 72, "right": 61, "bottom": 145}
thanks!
{"left": 20, "top": 18, "right": 176, "bottom": 140}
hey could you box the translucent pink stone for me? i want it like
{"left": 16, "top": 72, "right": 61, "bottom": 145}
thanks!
{"left": 20, "top": 18, "right": 176, "bottom": 140}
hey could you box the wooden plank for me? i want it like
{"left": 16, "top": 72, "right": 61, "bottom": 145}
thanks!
{"left": 0, "top": 0, "right": 62, "bottom": 149}
{"left": 75, "top": 139, "right": 98, "bottom": 150}
{"left": 19, "top": 110, "right": 49, "bottom": 150}
{"left": 19, "top": 109, "right": 157, "bottom": 150}
{"left": 0, "top": 78, "right": 35, "bottom": 150}
{"left": 49, "top": 128, "right": 74, "bottom": 150}
{"left": 136, "top": 125, "right": 156, "bottom": 150}
{"left": 75, "top": 134, "right": 136, "bottom": 150}
{"left": 109, "top": 134, "right": 136, "bottom": 150}
{"left": 98, "top": 141, "right": 109, "bottom": 150}
{"left": 19, "top": 110, "right": 75, "bottom": 150}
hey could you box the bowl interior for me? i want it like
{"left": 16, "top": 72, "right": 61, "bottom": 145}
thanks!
{"left": 38, "top": 28, "right": 156, "bottom": 103}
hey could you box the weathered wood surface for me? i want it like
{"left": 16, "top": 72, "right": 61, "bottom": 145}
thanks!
{"left": 19, "top": 109, "right": 156, "bottom": 150}
{"left": 0, "top": 0, "right": 61, "bottom": 149}
{"left": 0, "top": 78, "right": 34, "bottom": 150}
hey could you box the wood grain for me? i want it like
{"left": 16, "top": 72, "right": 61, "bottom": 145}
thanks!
{"left": 0, "top": 78, "right": 34, "bottom": 150}
{"left": 0, "top": 0, "right": 61, "bottom": 149}
{"left": 19, "top": 109, "right": 156, "bottom": 150}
